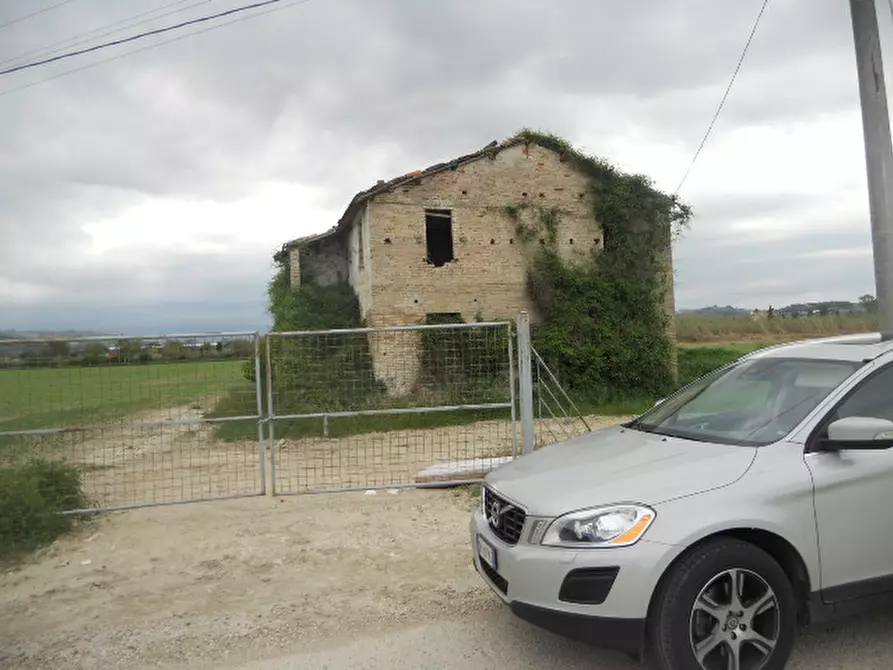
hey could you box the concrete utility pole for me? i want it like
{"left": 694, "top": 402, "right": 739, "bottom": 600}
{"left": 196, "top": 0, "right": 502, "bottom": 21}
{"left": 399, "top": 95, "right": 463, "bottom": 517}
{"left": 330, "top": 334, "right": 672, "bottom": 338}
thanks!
{"left": 850, "top": 0, "right": 893, "bottom": 339}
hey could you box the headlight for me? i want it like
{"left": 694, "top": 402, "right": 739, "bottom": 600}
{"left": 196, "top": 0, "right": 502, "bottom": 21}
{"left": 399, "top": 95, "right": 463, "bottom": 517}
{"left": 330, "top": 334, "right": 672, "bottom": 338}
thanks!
{"left": 540, "top": 504, "right": 655, "bottom": 548}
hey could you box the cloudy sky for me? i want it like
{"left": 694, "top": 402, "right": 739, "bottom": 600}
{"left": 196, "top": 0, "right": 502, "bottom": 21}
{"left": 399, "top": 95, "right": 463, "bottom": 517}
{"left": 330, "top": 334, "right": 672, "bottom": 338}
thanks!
{"left": 0, "top": 0, "right": 885, "bottom": 333}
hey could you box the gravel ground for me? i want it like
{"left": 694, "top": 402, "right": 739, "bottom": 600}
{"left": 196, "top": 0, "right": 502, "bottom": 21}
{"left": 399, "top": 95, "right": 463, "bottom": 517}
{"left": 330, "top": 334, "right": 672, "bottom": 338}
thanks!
{"left": 4, "top": 457, "right": 893, "bottom": 669}
{"left": 0, "top": 486, "right": 494, "bottom": 670}
{"left": 226, "top": 606, "right": 893, "bottom": 670}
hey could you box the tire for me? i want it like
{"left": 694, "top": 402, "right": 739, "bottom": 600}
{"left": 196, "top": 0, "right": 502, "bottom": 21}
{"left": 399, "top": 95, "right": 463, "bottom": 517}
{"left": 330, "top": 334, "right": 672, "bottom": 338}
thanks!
{"left": 647, "top": 538, "right": 797, "bottom": 670}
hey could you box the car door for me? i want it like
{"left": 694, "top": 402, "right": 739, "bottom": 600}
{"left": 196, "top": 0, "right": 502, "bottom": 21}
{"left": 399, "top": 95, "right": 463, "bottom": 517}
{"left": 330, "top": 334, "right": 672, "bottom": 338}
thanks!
{"left": 805, "top": 360, "right": 893, "bottom": 603}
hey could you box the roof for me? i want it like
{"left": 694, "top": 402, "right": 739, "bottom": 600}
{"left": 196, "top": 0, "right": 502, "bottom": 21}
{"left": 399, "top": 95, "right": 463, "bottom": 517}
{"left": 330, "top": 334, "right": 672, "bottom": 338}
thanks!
{"left": 274, "top": 135, "right": 530, "bottom": 261}
{"left": 746, "top": 333, "right": 893, "bottom": 363}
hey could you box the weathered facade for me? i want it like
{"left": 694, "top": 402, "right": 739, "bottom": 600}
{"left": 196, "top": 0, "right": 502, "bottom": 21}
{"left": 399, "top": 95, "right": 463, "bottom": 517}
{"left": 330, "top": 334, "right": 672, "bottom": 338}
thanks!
{"left": 279, "top": 136, "right": 676, "bottom": 394}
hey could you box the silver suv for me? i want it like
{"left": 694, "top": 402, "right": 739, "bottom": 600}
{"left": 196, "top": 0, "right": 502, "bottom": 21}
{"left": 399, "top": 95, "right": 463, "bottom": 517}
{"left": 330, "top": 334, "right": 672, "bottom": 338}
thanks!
{"left": 471, "top": 333, "right": 893, "bottom": 670}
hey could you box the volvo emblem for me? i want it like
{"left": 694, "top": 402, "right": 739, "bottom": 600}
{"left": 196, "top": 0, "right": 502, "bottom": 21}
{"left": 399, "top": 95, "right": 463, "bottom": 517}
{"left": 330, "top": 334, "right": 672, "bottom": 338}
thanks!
{"left": 487, "top": 499, "right": 513, "bottom": 528}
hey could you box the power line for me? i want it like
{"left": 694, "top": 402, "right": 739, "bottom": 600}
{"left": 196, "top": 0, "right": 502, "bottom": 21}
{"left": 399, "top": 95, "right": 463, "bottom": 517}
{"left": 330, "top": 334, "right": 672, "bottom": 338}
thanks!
{"left": 673, "top": 0, "right": 771, "bottom": 196}
{"left": 0, "top": 0, "right": 285, "bottom": 77}
{"left": 0, "top": 0, "right": 216, "bottom": 69}
{"left": 0, "top": 0, "right": 312, "bottom": 98}
{"left": 0, "top": 0, "right": 78, "bottom": 32}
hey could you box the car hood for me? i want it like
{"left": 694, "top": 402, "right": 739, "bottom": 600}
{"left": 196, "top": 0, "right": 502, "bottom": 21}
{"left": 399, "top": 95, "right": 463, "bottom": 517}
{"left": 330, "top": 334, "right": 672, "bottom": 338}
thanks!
{"left": 486, "top": 425, "right": 757, "bottom": 517}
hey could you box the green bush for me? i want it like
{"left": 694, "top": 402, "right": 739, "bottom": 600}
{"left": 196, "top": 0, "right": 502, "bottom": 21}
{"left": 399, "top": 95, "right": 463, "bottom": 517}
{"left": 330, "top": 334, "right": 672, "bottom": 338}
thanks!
{"left": 0, "top": 459, "right": 91, "bottom": 561}
{"left": 508, "top": 129, "right": 692, "bottom": 404}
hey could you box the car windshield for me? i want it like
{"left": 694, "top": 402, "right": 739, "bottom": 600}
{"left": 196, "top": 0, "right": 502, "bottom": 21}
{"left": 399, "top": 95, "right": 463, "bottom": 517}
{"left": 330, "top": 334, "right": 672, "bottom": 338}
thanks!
{"left": 627, "top": 356, "right": 862, "bottom": 446}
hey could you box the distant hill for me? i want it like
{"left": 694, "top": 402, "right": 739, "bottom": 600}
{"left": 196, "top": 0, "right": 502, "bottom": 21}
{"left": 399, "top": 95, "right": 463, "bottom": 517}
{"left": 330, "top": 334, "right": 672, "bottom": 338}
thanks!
{"left": 678, "top": 299, "right": 873, "bottom": 319}
{"left": 677, "top": 305, "right": 752, "bottom": 318}
{"left": 0, "top": 329, "right": 102, "bottom": 340}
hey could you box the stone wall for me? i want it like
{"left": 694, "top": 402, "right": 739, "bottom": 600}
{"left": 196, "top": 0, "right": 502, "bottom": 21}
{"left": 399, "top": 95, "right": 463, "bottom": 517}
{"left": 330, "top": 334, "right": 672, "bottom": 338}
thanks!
{"left": 362, "top": 142, "right": 602, "bottom": 395}
{"left": 364, "top": 142, "right": 600, "bottom": 329}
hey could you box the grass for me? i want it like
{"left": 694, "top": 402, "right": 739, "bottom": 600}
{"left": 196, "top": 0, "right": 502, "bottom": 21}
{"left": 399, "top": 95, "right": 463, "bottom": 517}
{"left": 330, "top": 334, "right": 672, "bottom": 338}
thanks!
{"left": 0, "top": 458, "right": 93, "bottom": 563}
{"left": 0, "top": 360, "right": 246, "bottom": 434}
{"left": 675, "top": 314, "right": 877, "bottom": 343}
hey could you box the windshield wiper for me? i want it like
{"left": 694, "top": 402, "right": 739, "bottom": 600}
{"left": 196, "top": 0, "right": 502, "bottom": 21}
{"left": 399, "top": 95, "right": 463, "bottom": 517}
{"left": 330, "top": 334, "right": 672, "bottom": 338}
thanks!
{"left": 624, "top": 417, "right": 656, "bottom": 433}
{"left": 644, "top": 426, "right": 713, "bottom": 443}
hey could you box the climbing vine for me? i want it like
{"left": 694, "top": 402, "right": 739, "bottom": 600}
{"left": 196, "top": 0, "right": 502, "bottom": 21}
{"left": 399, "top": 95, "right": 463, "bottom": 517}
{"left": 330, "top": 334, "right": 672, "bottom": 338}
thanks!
{"left": 507, "top": 129, "right": 693, "bottom": 401}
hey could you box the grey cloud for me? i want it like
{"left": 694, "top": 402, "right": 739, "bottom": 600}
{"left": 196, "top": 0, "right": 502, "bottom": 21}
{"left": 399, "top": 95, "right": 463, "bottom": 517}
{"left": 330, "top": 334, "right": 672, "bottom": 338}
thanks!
{"left": 0, "top": 0, "right": 882, "bottom": 332}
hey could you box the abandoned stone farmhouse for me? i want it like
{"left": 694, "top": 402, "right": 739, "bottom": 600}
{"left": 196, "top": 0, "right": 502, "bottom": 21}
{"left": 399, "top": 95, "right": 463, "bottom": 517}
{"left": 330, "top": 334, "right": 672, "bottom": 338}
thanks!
{"left": 277, "top": 135, "right": 675, "bottom": 394}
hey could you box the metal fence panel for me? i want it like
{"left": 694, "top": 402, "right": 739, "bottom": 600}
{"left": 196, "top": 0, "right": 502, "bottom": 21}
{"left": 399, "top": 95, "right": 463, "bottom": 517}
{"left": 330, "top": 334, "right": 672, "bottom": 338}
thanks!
{"left": 0, "top": 332, "right": 265, "bottom": 512}
{"left": 266, "top": 321, "right": 515, "bottom": 494}
{"left": 532, "top": 346, "right": 593, "bottom": 448}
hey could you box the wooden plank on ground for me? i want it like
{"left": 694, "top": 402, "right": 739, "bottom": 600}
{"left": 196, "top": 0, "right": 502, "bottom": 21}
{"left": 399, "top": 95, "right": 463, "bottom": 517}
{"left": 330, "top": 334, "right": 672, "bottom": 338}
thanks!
{"left": 414, "top": 456, "right": 514, "bottom": 485}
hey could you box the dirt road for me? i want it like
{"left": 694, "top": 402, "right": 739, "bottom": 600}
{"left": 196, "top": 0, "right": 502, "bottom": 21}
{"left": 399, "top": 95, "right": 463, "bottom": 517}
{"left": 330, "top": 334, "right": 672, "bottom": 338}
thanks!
{"left": 4, "top": 483, "right": 893, "bottom": 670}
{"left": 0, "top": 487, "right": 493, "bottom": 669}
{"left": 228, "top": 606, "right": 893, "bottom": 670}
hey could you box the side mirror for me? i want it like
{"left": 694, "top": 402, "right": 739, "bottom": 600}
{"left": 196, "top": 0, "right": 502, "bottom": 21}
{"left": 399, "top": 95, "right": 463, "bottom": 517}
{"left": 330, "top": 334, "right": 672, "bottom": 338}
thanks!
{"left": 818, "top": 416, "right": 893, "bottom": 452}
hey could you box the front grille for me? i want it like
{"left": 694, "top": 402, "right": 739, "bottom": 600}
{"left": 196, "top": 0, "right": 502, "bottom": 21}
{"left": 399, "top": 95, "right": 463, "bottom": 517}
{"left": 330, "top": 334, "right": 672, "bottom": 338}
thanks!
{"left": 483, "top": 487, "right": 526, "bottom": 545}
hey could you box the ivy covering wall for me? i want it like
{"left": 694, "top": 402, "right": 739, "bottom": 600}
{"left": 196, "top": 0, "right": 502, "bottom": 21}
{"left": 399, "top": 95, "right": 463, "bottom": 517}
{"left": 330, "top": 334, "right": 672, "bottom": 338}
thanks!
{"left": 507, "top": 129, "right": 692, "bottom": 402}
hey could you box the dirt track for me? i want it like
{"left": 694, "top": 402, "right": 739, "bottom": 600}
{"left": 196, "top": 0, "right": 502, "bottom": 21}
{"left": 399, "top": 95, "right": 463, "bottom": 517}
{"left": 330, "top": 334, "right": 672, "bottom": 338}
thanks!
{"left": 27, "top": 405, "right": 603, "bottom": 508}
{"left": 0, "top": 488, "right": 495, "bottom": 669}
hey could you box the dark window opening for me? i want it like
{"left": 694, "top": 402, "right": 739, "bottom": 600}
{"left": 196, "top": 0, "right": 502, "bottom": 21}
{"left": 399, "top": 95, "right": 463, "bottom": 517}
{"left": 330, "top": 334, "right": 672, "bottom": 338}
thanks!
{"left": 425, "top": 209, "right": 454, "bottom": 267}
{"left": 490, "top": 238, "right": 495, "bottom": 245}
{"left": 384, "top": 237, "right": 392, "bottom": 244}
{"left": 569, "top": 238, "right": 574, "bottom": 245}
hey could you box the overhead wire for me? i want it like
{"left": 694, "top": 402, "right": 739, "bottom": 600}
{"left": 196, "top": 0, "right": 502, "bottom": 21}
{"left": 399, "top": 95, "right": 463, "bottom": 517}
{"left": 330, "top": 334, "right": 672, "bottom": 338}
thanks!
{"left": 673, "top": 0, "right": 771, "bottom": 196}
{"left": 0, "top": 0, "right": 78, "bottom": 32}
{"left": 0, "top": 0, "right": 312, "bottom": 99}
{"left": 0, "top": 0, "right": 288, "bottom": 77}
{"left": 0, "top": 0, "right": 217, "bottom": 69}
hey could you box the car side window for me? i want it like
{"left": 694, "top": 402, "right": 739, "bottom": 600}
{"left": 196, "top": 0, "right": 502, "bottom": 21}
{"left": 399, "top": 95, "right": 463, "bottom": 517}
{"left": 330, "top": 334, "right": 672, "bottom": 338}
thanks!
{"left": 827, "top": 364, "right": 893, "bottom": 426}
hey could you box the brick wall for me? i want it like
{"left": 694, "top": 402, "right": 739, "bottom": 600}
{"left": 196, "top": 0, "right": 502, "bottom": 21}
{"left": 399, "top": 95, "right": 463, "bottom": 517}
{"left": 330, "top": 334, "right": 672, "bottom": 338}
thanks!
{"left": 297, "top": 235, "right": 349, "bottom": 287}
{"left": 364, "top": 142, "right": 601, "bottom": 329}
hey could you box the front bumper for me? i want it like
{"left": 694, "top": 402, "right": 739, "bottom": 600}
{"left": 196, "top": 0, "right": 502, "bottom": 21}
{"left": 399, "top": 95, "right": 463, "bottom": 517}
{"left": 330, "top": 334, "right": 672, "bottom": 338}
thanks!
{"left": 470, "top": 508, "right": 681, "bottom": 654}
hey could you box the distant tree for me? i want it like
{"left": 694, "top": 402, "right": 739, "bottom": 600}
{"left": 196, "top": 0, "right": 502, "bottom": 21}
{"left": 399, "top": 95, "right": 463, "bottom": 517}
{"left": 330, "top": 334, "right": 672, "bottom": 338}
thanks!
{"left": 767, "top": 305, "right": 775, "bottom": 319}
{"left": 45, "top": 341, "right": 71, "bottom": 359}
{"left": 116, "top": 339, "right": 142, "bottom": 364}
{"left": 859, "top": 294, "right": 878, "bottom": 314}
{"left": 82, "top": 343, "right": 109, "bottom": 365}
{"left": 161, "top": 341, "right": 185, "bottom": 360}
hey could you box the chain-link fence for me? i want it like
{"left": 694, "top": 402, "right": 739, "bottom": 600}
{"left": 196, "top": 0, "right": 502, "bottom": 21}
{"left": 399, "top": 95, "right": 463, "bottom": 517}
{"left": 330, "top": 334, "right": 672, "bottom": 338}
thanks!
{"left": 265, "top": 321, "right": 516, "bottom": 494}
{"left": 0, "top": 332, "right": 264, "bottom": 512}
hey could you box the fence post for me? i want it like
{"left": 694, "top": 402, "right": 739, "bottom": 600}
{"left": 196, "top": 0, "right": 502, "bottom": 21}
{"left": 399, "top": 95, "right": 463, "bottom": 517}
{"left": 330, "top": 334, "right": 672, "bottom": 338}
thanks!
{"left": 254, "top": 333, "right": 266, "bottom": 495}
{"left": 516, "top": 311, "right": 535, "bottom": 454}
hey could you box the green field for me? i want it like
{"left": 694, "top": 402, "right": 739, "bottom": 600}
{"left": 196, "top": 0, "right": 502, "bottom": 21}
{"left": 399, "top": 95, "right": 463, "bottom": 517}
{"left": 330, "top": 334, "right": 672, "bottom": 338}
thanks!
{"left": 0, "top": 361, "right": 249, "bottom": 433}
{"left": 675, "top": 314, "right": 876, "bottom": 343}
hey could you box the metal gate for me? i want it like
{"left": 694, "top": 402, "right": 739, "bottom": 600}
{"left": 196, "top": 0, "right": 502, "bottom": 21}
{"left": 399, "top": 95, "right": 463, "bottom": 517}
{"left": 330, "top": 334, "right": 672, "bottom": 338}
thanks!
{"left": 1, "top": 314, "right": 593, "bottom": 511}
{"left": 264, "top": 320, "right": 517, "bottom": 494}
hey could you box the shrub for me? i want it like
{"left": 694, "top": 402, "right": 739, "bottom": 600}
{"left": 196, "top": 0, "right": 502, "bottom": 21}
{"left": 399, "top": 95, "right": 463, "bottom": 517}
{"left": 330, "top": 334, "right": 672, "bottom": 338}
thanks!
{"left": 0, "top": 459, "right": 91, "bottom": 561}
{"left": 509, "top": 129, "right": 692, "bottom": 404}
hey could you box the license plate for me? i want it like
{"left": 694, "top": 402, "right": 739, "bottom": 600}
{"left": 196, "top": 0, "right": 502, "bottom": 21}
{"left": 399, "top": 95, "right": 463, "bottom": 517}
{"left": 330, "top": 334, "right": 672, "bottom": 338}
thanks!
{"left": 477, "top": 535, "right": 497, "bottom": 571}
